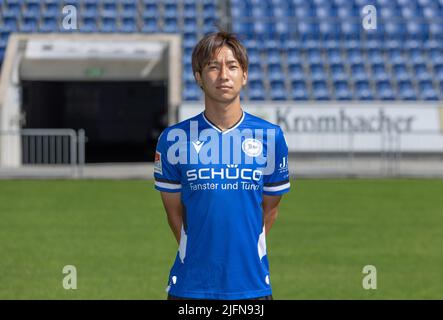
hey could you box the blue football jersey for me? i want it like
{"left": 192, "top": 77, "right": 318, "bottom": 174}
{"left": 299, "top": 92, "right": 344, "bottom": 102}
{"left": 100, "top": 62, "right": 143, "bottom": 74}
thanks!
{"left": 154, "top": 111, "right": 290, "bottom": 299}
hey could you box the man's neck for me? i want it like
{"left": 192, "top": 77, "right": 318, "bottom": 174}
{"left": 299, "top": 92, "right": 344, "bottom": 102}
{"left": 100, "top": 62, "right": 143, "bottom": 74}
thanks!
{"left": 203, "top": 98, "right": 243, "bottom": 131}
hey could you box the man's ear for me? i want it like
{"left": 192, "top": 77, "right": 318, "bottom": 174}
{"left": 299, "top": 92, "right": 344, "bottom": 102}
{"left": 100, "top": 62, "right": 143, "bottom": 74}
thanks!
{"left": 195, "top": 72, "right": 203, "bottom": 89}
{"left": 242, "top": 71, "right": 248, "bottom": 87}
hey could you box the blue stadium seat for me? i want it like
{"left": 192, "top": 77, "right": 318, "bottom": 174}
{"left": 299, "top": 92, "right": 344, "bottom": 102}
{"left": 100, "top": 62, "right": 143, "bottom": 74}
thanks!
{"left": 183, "top": 64, "right": 194, "bottom": 83}
{"left": 183, "top": 17, "right": 198, "bottom": 33}
{"left": 408, "top": 48, "right": 426, "bottom": 65}
{"left": 163, "top": 18, "right": 179, "bottom": 33}
{"left": 249, "top": 80, "right": 265, "bottom": 100}
{"left": 183, "top": 32, "right": 198, "bottom": 49}
{"left": 120, "top": 17, "right": 137, "bottom": 33}
{"left": 121, "top": 0, "right": 137, "bottom": 15}
{"left": 184, "top": 3, "right": 198, "bottom": 18}
{"left": 312, "top": 80, "right": 330, "bottom": 100}
{"left": 354, "top": 80, "right": 374, "bottom": 100}
{"left": 341, "top": 21, "right": 360, "bottom": 40}
{"left": 291, "top": 81, "right": 309, "bottom": 100}
{"left": 3, "top": 16, "right": 19, "bottom": 32}
{"left": 183, "top": 83, "right": 201, "bottom": 101}
{"left": 287, "top": 48, "right": 303, "bottom": 65}
{"left": 330, "top": 64, "right": 347, "bottom": 82}
{"left": 371, "top": 64, "right": 390, "bottom": 82}
{"left": 306, "top": 48, "right": 323, "bottom": 64}
{"left": 414, "top": 64, "right": 432, "bottom": 82}
{"left": 326, "top": 48, "right": 342, "bottom": 61}
{"left": 418, "top": 81, "right": 438, "bottom": 100}
{"left": 80, "top": 17, "right": 98, "bottom": 33}
{"left": 298, "top": 22, "right": 319, "bottom": 40}
{"left": 270, "top": 80, "right": 287, "bottom": 100}
{"left": 319, "top": 21, "right": 340, "bottom": 40}
{"left": 100, "top": 17, "right": 118, "bottom": 33}
{"left": 347, "top": 48, "right": 364, "bottom": 65}
{"left": 248, "top": 63, "right": 263, "bottom": 81}
{"left": 266, "top": 48, "right": 281, "bottom": 65}
{"left": 434, "top": 64, "right": 443, "bottom": 82}
{"left": 4, "top": 0, "right": 22, "bottom": 16}
{"left": 393, "top": 64, "right": 410, "bottom": 82}
{"left": 384, "top": 22, "right": 406, "bottom": 40}
{"left": 407, "top": 22, "right": 429, "bottom": 40}
{"left": 288, "top": 64, "right": 305, "bottom": 82}
{"left": 43, "top": 1, "right": 58, "bottom": 16}
{"left": 387, "top": 48, "right": 406, "bottom": 66}
{"left": 102, "top": 0, "right": 117, "bottom": 12}
{"left": 142, "top": 17, "right": 159, "bottom": 33}
{"left": 367, "top": 48, "right": 385, "bottom": 65}
{"left": 430, "top": 48, "right": 443, "bottom": 66}
{"left": 19, "top": 15, "right": 38, "bottom": 32}
{"left": 232, "top": 22, "right": 253, "bottom": 37}
{"left": 142, "top": 3, "right": 159, "bottom": 18}
{"left": 350, "top": 64, "right": 369, "bottom": 82}
{"left": 309, "top": 64, "right": 327, "bottom": 81}
{"left": 334, "top": 81, "right": 352, "bottom": 100}
{"left": 268, "top": 64, "right": 284, "bottom": 82}
{"left": 40, "top": 17, "right": 59, "bottom": 32}
{"left": 429, "top": 23, "right": 443, "bottom": 39}
{"left": 376, "top": 81, "right": 395, "bottom": 100}
{"left": 164, "top": 3, "right": 178, "bottom": 19}
{"left": 397, "top": 81, "right": 417, "bottom": 100}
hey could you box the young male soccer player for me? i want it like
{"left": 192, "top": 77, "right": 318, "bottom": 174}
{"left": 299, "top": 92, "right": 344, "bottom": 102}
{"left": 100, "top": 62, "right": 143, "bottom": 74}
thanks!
{"left": 154, "top": 31, "right": 290, "bottom": 300}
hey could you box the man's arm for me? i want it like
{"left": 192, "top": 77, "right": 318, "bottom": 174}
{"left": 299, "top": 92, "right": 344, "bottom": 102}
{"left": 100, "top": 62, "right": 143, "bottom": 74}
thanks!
{"left": 262, "top": 195, "right": 283, "bottom": 236}
{"left": 160, "top": 191, "right": 184, "bottom": 244}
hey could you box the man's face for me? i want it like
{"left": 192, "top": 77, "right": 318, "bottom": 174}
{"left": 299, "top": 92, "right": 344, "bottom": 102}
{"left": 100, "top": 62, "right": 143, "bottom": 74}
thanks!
{"left": 195, "top": 45, "right": 248, "bottom": 104}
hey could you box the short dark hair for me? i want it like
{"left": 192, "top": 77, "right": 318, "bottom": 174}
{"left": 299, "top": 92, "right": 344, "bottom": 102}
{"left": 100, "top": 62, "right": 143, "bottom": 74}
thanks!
{"left": 191, "top": 31, "right": 249, "bottom": 81}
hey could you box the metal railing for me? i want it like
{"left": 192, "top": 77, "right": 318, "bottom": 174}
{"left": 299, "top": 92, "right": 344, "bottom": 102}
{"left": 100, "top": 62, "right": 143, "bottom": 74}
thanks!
{"left": 1, "top": 128, "right": 86, "bottom": 177}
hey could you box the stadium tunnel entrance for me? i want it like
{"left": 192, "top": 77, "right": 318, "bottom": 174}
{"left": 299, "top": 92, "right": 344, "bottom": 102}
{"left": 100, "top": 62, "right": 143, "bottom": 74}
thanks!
{"left": 0, "top": 34, "right": 182, "bottom": 167}
{"left": 21, "top": 80, "right": 166, "bottom": 163}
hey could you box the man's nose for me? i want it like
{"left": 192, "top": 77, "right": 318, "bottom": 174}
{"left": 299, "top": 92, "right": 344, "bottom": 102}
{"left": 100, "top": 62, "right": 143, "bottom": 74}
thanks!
{"left": 219, "top": 64, "right": 228, "bottom": 80}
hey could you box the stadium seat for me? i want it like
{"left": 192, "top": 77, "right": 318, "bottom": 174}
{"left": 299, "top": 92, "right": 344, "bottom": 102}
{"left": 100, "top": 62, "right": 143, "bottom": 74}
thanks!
{"left": 248, "top": 63, "right": 263, "bottom": 82}
{"left": 120, "top": 17, "right": 137, "bottom": 33}
{"left": 270, "top": 80, "right": 287, "bottom": 100}
{"left": 312, "top": 80, "right": 330, "bottom": 100}
{"left": 376, "top": 81, "right": 396, "bottom": 100}
{"left": 291, "top": 81, "right": 309, "bottom": 100}
{"left": 288, "top": 64, "right": 306, "bottom": 82}
{"left": 334, "top": 81, "right": 352, "bottom": 100}
{"left": 354, "top": 80, "right": 374, "bottom": 100}
{"left": 393, "top": 64, "right": 411, "bottom": 82}
{"left": 397, "top": 80, "right": 418, "bottom": 100}
{"left": 330, "top": 64, "right": 347, "bottom": 82}
{"left": 142, "top": 17, "right": 159, "bottom": 33}
{"left": 79, "top": 17, "right": 98, "bottom": 33}
{"left": 268, "top": 64, "right": 284, "bottom": 82}
{"left": 249, "top": 80, "right": 265, "bottom": 100}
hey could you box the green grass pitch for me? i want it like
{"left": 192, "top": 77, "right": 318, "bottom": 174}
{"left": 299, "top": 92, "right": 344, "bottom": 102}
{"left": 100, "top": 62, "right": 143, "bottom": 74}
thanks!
{"left": 1, "top": 179, "right": 442, "bottom": 299}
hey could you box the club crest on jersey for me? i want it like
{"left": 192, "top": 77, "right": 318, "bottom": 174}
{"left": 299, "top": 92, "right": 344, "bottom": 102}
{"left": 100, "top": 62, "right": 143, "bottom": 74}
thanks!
{"left": 154, "top": 151, "right": 162, "bottom": 175}
{"left": 242, "top": 138, "right": 263, "bottom": 157}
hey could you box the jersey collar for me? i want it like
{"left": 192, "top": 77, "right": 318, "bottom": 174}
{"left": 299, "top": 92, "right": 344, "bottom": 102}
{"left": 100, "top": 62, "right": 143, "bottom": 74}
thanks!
{"left": 201, "top": 110, "right": 245, "bottom": 135}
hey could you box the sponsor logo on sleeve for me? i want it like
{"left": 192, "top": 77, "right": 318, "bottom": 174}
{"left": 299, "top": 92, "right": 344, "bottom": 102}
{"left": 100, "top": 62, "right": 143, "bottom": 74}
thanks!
{"left": 154, "top": 151, "right": 162, "bottom": 175}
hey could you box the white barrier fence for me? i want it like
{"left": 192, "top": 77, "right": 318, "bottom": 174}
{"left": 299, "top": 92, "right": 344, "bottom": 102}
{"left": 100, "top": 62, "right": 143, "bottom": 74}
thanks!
{"left": 0, "top": 128, "right": 86, "bottom": 177}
